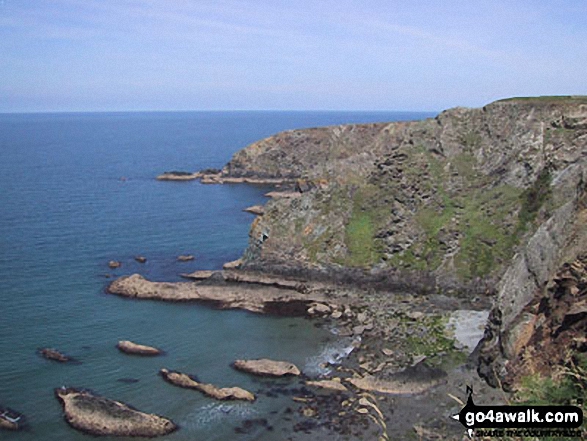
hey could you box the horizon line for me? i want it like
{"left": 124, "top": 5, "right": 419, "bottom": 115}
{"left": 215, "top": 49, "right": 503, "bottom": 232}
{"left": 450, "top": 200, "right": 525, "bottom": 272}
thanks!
{"left": 0, "top": 108, "right": 440, "bottom": 116}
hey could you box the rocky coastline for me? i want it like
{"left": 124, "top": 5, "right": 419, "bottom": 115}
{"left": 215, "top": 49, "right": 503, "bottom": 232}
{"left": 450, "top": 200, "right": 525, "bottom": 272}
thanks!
{"left": 15, "top": 97, "right": 585, "bottom": 440}
{"left": 151, "top": 96, "right": 586, "bottom": 439}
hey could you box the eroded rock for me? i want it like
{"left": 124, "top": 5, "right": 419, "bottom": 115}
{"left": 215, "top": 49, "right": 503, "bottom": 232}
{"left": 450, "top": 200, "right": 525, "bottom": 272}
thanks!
{"left": 232, "top": 359, "right": 301, "bottom": 377}
{"left": 160, "top": 369, "right": 255, "bottom": 401}
{"left": 54, "top": 387, "right": 176, "bottom": 437}
{"left": 116, "top": 340, "right": 162, "bottom": 356}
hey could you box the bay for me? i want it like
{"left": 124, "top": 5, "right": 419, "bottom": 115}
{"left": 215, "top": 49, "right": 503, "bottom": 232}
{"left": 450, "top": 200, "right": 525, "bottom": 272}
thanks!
{"left": 0, "top": 110, "right": 434, "bottom": 440}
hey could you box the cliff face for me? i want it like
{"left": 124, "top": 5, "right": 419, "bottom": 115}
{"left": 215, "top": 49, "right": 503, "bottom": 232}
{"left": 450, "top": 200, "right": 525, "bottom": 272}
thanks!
{"left": 220, "top": 96, "right": 587, "bottom": 387}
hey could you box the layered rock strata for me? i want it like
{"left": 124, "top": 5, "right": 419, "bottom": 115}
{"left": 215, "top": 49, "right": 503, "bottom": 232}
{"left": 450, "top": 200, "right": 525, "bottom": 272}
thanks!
{"left": 107, "top": 273, "right": 328, "bottom": 315}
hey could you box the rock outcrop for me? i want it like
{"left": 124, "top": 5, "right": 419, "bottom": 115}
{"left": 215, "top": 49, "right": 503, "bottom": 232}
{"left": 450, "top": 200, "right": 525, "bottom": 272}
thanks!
{"left": 107, "top": 273, "right": 327, "bottom": 315}
{"left": 346, "top": 361, "right": 447, "bottom": 395}
{"left": 159, "top": 369, "right": 255, "bottom": 401}
{"left": 210, "top": 97, "right": 587, "bottom": 298}
{"left": 54, "top": 387, "right": 177, "bottom": 437}
{"left": 180, "top": 270, "right": 215, "bottom": 280}
{"left": 116, "top": 340, "right": 162, "bottom": 356}
{"left": 156, "top": 171, "right": 199, "bottom": 181}
{"left": 232, "top": 359, "right": 301, "bottom": 377}
{"left": 243, "top": 205, "right": 265, "bottom": 215}
{"left": 204, "top": 96, "right": 587, "bottom": 390}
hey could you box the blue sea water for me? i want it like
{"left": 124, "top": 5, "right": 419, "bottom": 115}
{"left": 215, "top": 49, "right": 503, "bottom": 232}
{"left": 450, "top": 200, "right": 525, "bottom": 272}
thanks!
{"left": 0, "top": 110, "right": 435, "bottom": 440}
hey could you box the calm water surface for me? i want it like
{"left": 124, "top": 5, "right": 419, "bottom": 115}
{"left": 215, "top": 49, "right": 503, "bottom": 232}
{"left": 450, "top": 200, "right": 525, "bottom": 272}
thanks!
{"left": 0, "top": 111, "right": 434, "bottom": 440}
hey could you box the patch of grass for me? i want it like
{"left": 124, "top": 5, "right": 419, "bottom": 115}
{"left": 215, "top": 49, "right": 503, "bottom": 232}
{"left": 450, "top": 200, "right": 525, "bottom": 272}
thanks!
{"left": 343, "top": 185, "right": 387, "bottom": 267}
{"left": 403, "top": 314, "right": 458, "bottom": 359}
{"left": 516, "top": 167, "right": 552, "bottom": 233}
{"left": 345, "top": 212, "right": 377, "bottom": 267}
{"left": 455, "top": 185, "right": 521, "bottom": 279}
{"left": 514, "top": 354, "right": 587, "bottom": 440}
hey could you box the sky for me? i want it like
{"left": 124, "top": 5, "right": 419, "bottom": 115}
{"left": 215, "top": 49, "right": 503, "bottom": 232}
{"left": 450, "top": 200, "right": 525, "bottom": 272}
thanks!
{"left": 0, "top": 0, "right": 586, "bottom": 112}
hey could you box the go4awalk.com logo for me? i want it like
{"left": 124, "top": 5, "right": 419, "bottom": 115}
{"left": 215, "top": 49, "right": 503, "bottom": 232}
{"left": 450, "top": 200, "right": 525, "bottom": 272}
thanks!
{"left": 452, "top": 387, "right": 584, "bottom": 438}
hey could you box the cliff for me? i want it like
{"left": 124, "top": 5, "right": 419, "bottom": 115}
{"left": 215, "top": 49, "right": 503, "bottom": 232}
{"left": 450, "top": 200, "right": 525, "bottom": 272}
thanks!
{"left": 215, "top": 96, "right": 587, "bottom": 388}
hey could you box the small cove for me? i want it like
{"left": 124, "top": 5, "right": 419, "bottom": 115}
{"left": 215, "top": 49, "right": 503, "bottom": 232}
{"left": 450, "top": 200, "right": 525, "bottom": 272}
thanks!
{"left": 0, "top": 110, "right": 434, "bottom": 439}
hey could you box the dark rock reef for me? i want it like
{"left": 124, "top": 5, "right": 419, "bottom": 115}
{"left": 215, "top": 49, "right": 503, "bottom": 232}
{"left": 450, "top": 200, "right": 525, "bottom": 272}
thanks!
{"left": 0, "top": 407, "right": 24, "bottom": 431}
{"left": 38, "top": 347, "right": 73, "bottom": 363}
{"left": 54, "top": 387, "right": 177, "bottom": 437}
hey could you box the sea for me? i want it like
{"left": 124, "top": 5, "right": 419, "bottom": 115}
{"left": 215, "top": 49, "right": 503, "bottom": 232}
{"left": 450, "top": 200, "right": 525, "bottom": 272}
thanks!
{"left": 0, "top": 110, "right": 435, "bottom": 440}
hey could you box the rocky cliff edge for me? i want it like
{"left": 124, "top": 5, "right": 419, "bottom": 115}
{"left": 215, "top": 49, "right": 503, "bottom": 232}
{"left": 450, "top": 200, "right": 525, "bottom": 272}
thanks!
{"left": 214, "top": 96, "right": 587, "bottom": 388}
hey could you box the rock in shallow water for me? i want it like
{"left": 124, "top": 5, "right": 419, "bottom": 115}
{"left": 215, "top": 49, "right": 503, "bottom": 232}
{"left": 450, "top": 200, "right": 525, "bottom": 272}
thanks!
{"left": 0, "top": 407, "right": 24, "bottom": 431}
{"left": 160, "top": 368, "right": 255, "bottom": 401}
{"left": 232, "top": 359, "right": 301, "bottom": 377}
{"left": 38, "top": 348, "right": 72, "bottom": 363}
{"left": 54, "top": 387, "right": 177, "bottom": 437}
{"left": 116, "top": 340, "right": 162, "bottom": 356}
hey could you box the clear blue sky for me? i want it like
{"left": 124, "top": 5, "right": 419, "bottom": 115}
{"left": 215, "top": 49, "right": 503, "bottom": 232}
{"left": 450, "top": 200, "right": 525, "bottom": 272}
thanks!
{"left": 1, "top": 0, "right": 585, "bottom": 112}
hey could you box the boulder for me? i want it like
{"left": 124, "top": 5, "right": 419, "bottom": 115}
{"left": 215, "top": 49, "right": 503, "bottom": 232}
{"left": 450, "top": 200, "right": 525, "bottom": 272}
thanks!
{"left": 159, "top": 369, "right": 255, "bottom": 401}
{"left": 108, "top": 261, "right": 121, "bottom": 269}
{"left": 38, "top": 348, "right": 71, "bottom": 363}
{"left": 134, "top": 256, "right": 147, "bottom": 263}
{"left": 116, "top": 340, "right": 162, "bottom": 356}
{"left": 54, "top": 387, "right": 177, "bottom": 437}
{"left": 232, "top": 359, "right": 301, "bottom": 377}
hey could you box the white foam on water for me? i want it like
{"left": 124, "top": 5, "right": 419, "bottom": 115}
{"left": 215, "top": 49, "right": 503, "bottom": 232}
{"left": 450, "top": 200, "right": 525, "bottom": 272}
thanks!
{"left": 303, "top": 336, "right": 358, "bottom": 377}
{"left": 447, "top": 310, "right": 490, "bottom": 353}
{"left": 181, "top": 402, "right": 260, "bottom": 431}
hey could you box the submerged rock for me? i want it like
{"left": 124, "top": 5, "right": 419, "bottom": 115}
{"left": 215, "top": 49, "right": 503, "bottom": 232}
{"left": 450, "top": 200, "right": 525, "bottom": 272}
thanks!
{"left": 176, "top": 255, "right": 195, "bottom": 262}
{"left": 232, "top": 359, "right": 301, "bottom": 377}
{"left": 116, "top": 340, "right": 162, "bottom": 356}
{"left": 134, "top": 256, "right": 147, "bottom": 263}
{"left": 54, "top": 387, "right": 177, "bottom": 437}
{"left": 0, "top": 407, "right": 24, "bottom": 431}
{"left": 38, "top": 348, "right": 72, "bottom": 363}
{"left": 160, "top": 368, "right": 255, "bottom": 401}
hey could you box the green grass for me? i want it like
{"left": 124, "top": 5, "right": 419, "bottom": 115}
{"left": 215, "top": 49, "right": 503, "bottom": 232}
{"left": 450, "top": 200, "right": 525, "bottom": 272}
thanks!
{"left": 343, "top": 184, "right": 388, "bottom": 267}
{"left": 345, "top": 212, "right": 377, "bottom": 267}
